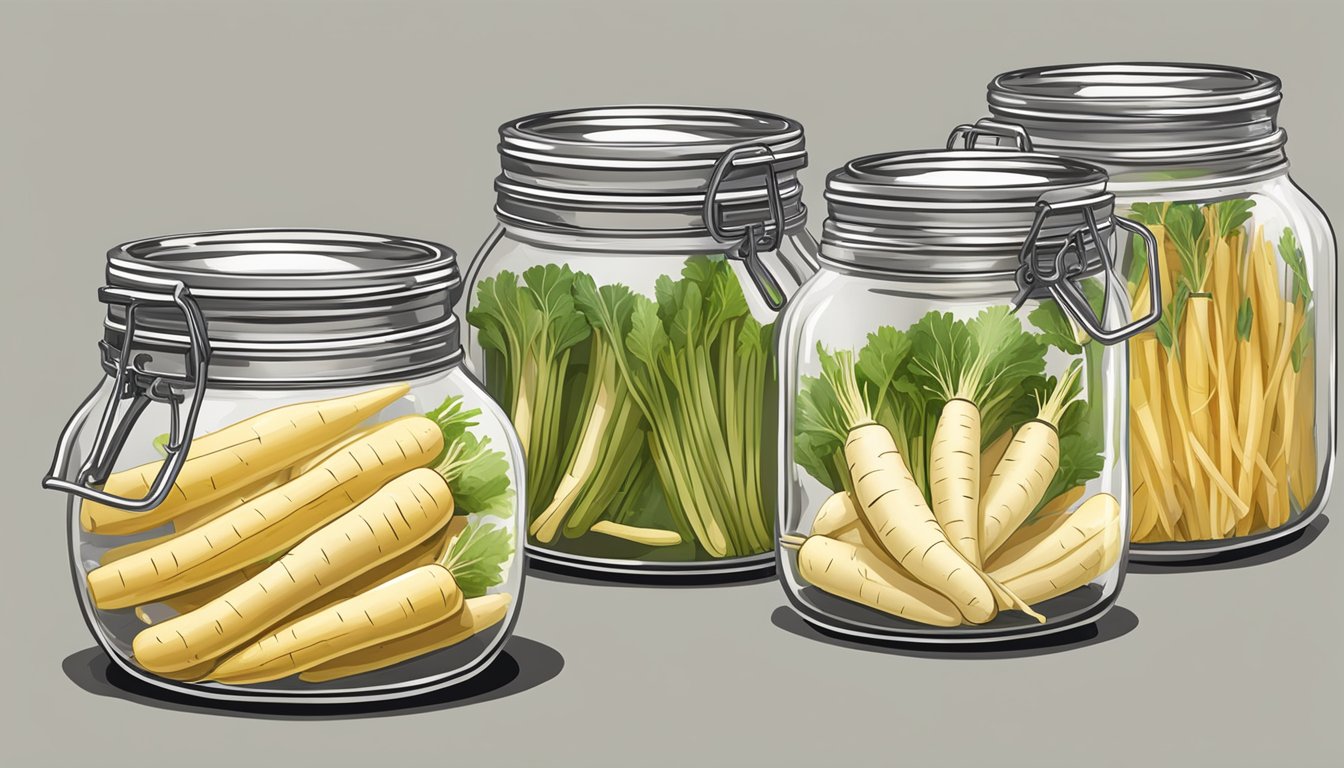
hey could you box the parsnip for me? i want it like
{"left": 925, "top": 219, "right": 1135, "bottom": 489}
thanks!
{"left": 784, "top": 534, "right": 962, "bottom": 627}
{"left": 81, "top": 384, "right": 409, "bottom": 535}
{"left": 131, "top": 468, "right": 455, "bottom": 675}
{"left": 300, "top": 593, "right": 512, "bottom": 683}
{"left": 88, "top": 416, "right": 443, "bottom": 610}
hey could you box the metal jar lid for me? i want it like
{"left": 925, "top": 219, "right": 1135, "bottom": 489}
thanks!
{"left": 494, "top": 105, "right": 809, "bottom": 235}
{"left": 821, "top": 141, "right": 1161, "bottom": 345}
{"left": 102, "top": 229, "right": 464, "bottom": 387}
{"left": 822, "top": 150, "right": 1115, "bottom": 274}
{"left": 985, "top": 63, "right": 1286, "bottom": 167}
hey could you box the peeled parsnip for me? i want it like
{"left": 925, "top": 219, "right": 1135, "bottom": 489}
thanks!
{"left": 81, "top": 384, "right": 409, "bottom": 535}
{"left": 979, "top": 364, "right": 1081, "bottom": 557}
{"left": 784, "top": 534, "right": 962, "bottom": 627}
{"left": 300, "top": 593, "right": 512, "bottom": 683}
{"left": 810, "top": 491, "right": 860, "bottom": 539}
{"left": 990, "top": 494, "right": 1122, "bottom": 604}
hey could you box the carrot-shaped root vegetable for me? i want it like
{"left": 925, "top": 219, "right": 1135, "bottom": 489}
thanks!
{"left": 81, "top": 384, "right": 410, "bottom": 535}
{"left": 979, "top": 363, "right": 1082, "bottom": 558}
{"left": 87, "top": 416, "right": 443, "bottom": 610}
{"left": 824, "top": 352, "right": 1000, "bottom": 624}
{"left": 923, "top": 307, "right": 1038, "bottom": 566}
{"left": 135, "top": 518, "right": 466, "bottom": 627}
{"left": 990, "top": 493, "right": 1122, "bottom": 604}
{"left": 99, "top": 472, "right": 291, "bottom": 566}
{"left": 979, "top": 430, "right": 1013, "bottom": 497}
{"left": 209, "top": 562, "right": 465, "bottom": 685}
{"left": 810, "top": 491, "right": 860, "bottom": 539}
{"left": 783, "top": 534, "right": 962, "bottom": 627}
{"left": 983, "top": 510, "right": 1073, "bottom": 573}
{"left": 131, "top": 467, "right": 455, "bottom": 675}
{"left": 300, "top": 593, "right": 512, "bottom": 684}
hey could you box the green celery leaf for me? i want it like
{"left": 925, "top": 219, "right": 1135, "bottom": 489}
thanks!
{"left": 445, "top": 522, "right": 513, "bottom": 598}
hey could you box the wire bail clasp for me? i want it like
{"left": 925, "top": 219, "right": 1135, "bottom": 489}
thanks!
{"left": 1009, "top": 200, "right": 1162, "bottom": 345}
{"left": 704, "top": 143, "right": 788, "bottom": 310}
{"left": 946, "top": 118, "right": 1035, "bottom": 152}
{"left": 43, "top": 280, "right": 212, "bottom": 511}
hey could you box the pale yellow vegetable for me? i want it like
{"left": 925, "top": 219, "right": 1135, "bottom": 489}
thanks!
{"left": 87, "top": 416, "right": 443, "bottom": 610}
{"left": 823, "top": 353, "right": 999, "bottom": 624}
{"left": 209, "top": 563, "right": 466, "bottom": 684}
{"left": 131, "top": 467, "right": 455, "bottom": 675}
{"left": 983, "top": 511, "right": 1071, "bottom": 573}
{"left": 810, "top": 491, "right": 860, "bottom": 539}
{"left": 979, "top": 430, "right": 1012, "bottom": 497}
{"left": 990, "top": 494, "right": 1121, "bottom": 584}
{"left": 300, "top": 593, "right": 512, "bottom": 683}
{"left": 994, "top": 501, "right": 1123, "bottom": 605}
{"left": 929, "top": 398, "right": 984, "bottom": 565}
{"left": 979, "top": 364, "right": 1080, "bottom": 557}
{"left": 589, "top": 520, "right": 681, "bottom": 547}
{"left": 81, "top": 384, "right": 409, "bottom": 535}
{"left": 99, "top": 473, "right": 290, "bottom": 566}
{"left": 783, "top": 534, "right": 962, "bottom": 627}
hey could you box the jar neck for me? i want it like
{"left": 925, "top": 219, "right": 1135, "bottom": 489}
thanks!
{"left": 1102, "top": 151, "right": 1290, "bottom": 197}
{"left": 498, "top": 210, "right": 811, "bottom": 253}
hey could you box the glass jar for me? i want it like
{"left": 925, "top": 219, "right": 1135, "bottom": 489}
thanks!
{"left": 981, "top": 63, "right": 1336, "bottom": 561}
{"left": 45, "top": 229, "right": 526, "bottom": 704}
{"left": 777, "top": 132, "right": 1159, "bottom": 642}
{"left": 461, "top": 105, "right": 819, "bottom": 578}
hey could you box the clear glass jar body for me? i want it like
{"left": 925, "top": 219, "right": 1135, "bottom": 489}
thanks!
{"left": 462, "top": 222, "right": 819, "bottom": 576}
{"left": 1108, "top": 166, "right": 1335, "bottom": 558}
{"left": 54, "top": 366, "right": 526, "bottom": 704}
{"left": 776, "top": 263, "right": 1130, "bottom": 642}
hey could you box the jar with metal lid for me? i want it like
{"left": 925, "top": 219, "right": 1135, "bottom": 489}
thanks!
{"left": 979, "top": 63, "right": 1335, "bottom": 561}
{"left": 777, "top": 127, "right": 1159, "bottom": 642}
{"left": 461, "top": 105, "right": 819, "bottom": 578}
{"left": 45, "top": 229, "right": 526, "bottom": 704}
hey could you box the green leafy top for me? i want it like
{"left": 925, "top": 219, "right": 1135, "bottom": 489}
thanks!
{"left": 793, "top": 308, "right": 1089, "bottom": 507}
{"left": 441, "top": 521, "right": 513, "bottom": 598}
{"left": 427, "top": 395, "right": 515, "bottom": 518}
{"left": 466, "top": 265, "right": 591, "bottom": 410}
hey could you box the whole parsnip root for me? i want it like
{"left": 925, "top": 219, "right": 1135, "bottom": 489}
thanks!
{"left": 823, "top": 352, "right": 1002, "bottom": 624}
{"left": 131, "top": 468, "right": 455, "bottom": 675}
{"left": 784, "top": 534, "right": 962, "bottom": 627}
{"left": 299, "top": 593, "right": 513, "bottom": 683}
{"left": 990, "top": 494, "right": 1122, "bottom": 604}
{"left": 209, "top": 563, "right": 466, "bottom": 685}
{"left": 810, "top": 491, "right": 860, "bottom": 539}
{"left": 100, "top": 473, "right": 291, "bottom": 566}
{"left": 979, "top": 364, "right": 1081, "bottom": 557}
{"left": 88, "top": 416, "right": 443, "bottom": 610}
{"left": 81, "top": 383, "right": 409, "bottom": 535}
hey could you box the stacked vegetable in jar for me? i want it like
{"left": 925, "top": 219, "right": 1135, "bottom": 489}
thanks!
{"left": 985, "top": 64, "right": 1335, "bottom": 557}
{"left": 463, "top": 106, "right": 819, "bottom": 575}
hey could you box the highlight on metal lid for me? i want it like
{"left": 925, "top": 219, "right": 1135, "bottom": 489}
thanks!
{"left": 494, "top": 104, "right": 809, "bottom": 235}
{"left": 103, "top": 229, "right": 465, "bottom": 386}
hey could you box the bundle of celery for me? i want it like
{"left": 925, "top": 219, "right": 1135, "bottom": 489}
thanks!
{"left": 1125, "top": 200, "right": 1317, "bottom": 543}
{"left": 469, "top": 257, "right": 775, "bottom": 561}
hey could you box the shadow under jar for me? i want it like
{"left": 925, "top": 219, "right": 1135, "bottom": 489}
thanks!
{"left": 981, "top": 63, "right": 1337, "bottom": 562}
{"left": 461, "top": 105, "right": 819, "bottom": 579}
{"left": 45, "top": 230, "right": 526, "bottom": 705}
{"left": 776, "top": 133, "right": 1160, "bottom": 643}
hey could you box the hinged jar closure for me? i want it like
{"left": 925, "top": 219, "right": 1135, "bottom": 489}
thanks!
{"left": 104, "top": 229, "right": 465, "bottom": 387}
{"left": 45, "top": 229, "right": 465, "bottom": 511}
{"left": 986, "top": 63, "right": 1287, "bottom": 181}
{"left": 821, "top": 149, "right": 1160, "bottom": 344}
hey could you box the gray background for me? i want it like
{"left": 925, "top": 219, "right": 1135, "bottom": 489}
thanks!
{"left": 2, "top": 0, "right": 1340, "bottom": 766}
